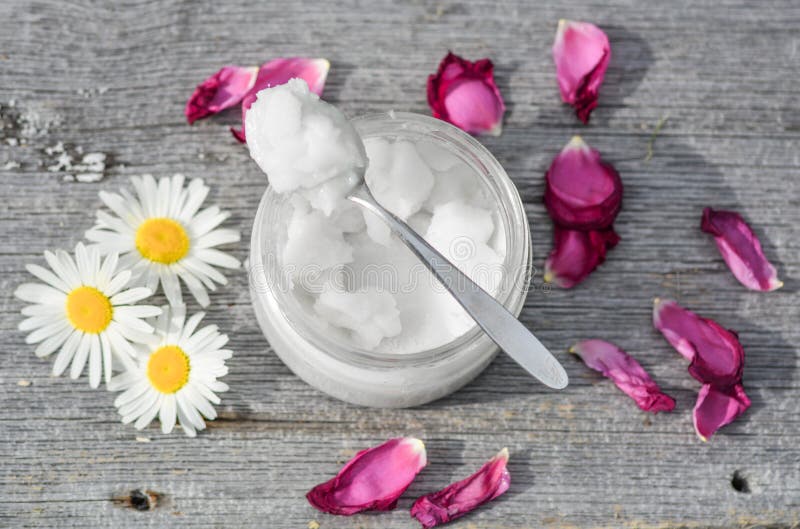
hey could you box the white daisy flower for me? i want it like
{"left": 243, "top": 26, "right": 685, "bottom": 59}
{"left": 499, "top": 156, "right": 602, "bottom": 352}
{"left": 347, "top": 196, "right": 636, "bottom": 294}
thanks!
{"left": 108, "top": 305, "right": 231, "bottom": 437}
{"left": 14, "top": 243, "right": 162, "bottom": 388}
{"left": 85, "top": 174, "right": 240, "bottom": 308}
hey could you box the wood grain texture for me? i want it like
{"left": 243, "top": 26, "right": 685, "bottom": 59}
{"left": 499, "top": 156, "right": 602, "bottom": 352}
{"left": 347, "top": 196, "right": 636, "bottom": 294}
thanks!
{"left": 1, "top": 0, "right": 799, "bottom": 527}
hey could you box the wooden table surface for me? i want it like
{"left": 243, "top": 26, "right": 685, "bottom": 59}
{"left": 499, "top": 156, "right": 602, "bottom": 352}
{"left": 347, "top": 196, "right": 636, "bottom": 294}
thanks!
{"left": 2, "top": 1, "right": 799, "bottom": 527}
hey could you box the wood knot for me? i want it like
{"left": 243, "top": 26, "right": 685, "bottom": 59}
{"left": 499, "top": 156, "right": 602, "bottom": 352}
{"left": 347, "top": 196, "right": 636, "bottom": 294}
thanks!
{"left": 731, "top": 470, "right": 750, "bottom": 493}
{"left": 112, "top": 489, "right": 162, "bottom": 511}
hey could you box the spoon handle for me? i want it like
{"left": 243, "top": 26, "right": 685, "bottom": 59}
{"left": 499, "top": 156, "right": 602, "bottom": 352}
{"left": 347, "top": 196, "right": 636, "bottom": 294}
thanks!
{"left": 348, "top": 188, "right": 569, "bottom": 390}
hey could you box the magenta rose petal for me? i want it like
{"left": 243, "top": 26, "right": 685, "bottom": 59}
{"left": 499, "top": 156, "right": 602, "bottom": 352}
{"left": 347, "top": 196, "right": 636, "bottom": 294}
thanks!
{"left": 701, "top": 207, "right": 783, "bottom": 292}
{"left": 306, "top": 437, "right": 427, "bottom": 515}
{"left": 571, "top": 339, "right": 676, "bottom": 413}
{"left": 544, "top": 136, "right": 623, "bottom": 230}
{"left": 693, "top": 383, "right": 751, "bottom": 441}
{"left": 544, "top": 226, "right": 620, "bottom": 288}
{"left": 427, "top": 52, "right": 506, "bottom": 136}
{"left": 410, "top": 448, "right": 510, "bottom": 529}
{"left": 185, "top": 65, "right": 259, "bottom": 124}
{"left": 552, "top": 19, "right": 610, "bottom": 123}
{"left": 232, "top": 57, "right": 330, "bottom": 142}
{"left": 653, "top": 299, "right": 744, "bottom": 387}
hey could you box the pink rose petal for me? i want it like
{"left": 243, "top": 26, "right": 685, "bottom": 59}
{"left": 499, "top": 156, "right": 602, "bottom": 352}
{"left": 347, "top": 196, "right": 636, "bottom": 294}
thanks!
{"left": 427, "top": 52, "right": 506, "bottom": 136}
{"left": 544, "top": 136, "right": 623, "bottom": 230}
{"left": 693, "top": 383, "right": 751, "bottom": 441}
{"left": 306, "top": 437, "right": 427, "bottom": 515}
{"left": 544, "top": 226, "right": 620, "bottom": 288}
{"left": 653, "top": 299, "right": 744, "bottom": 387}
{"left": 232, "top": 57, "right": 330, "bottom": 142}
{"left": 571, "top": 339, "right": 676, "bottom": 413}
{"left": 185, "top": 66, "right": 258, "bottom": 124}
{"left": 410, "top": 448, "right": 510, "bottom": 528}
{"left": 701, "top": 207, "right": 783, "bottom": 292}
{"left": 552, "top": 19, "right": 610, "bottom": 123}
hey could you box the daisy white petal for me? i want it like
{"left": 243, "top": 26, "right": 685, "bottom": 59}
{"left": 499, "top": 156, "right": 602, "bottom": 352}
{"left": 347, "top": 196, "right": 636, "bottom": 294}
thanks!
{"left": 178, "top": 179, "right": 210, "bottom": 222}
{"left": 176, "top": 268, "right": 211, "bottom": 308}
{"left": 106, "top": 326, "right": 139, "bottom": 369}
{"left": 85, "top": 229, "right": 133, "bottom": 253}
{"left": 34, "top": 326, "right": 74, "bottom": 358}
{"left": 109, "top": 321, "right": 157, "bottom": 346}
{"left": 195, "top": 228, "right": 241, "bottom": 250}
{"left": 181, "top": 312, "right": 205, "bottom": 342}
{"left": 55, "top": 250, "right": 81, "bottom": 287}
{"left": 113, "top": 377, "right": 150, "bottom": 406}
{"left": 20, "top": 313, "right": 61, "bottom": 332}
{"left": 105, "top": 269, "right": 133, "bottom": 297}
{"left": 96, "top": 210, "right": 135, "bottom": 236}
{"left": 179, "top": 257, "right": 227, "bottom": 287}
{"left": 110, "top": 287, "right": 154, "bottom": 306}
{"left": 100, "top": 332, "right": 113, "bottom": 384}
{"left": 44, "top": 251, "right": 80, "bottom": 290}
{"left": 70, "top": 333, "right": 92, "bottom": 380}
{"left": 22, "top": 304, "right": 63, "bottom": 317}
{"left": 75, "top": 243, "right": 95, "bottom": 286}
{"left": 156, "top": 176, "right": 171, "bottom": 217}
{"left": 183, "top": 384, "right": 217, "bottom": 420}
{"left": 25, "top": 319, "right": 71, "bottom": 344}
{"left": 119, "top": 188, "right": 146, "bottom": 221}
{"left": 190, "top": 206, "right": 228, "bottom": 237}
{"left": 144, "top": 266, "right": 160, "bottom": 295}
{"left": 177, "top": 405, "right": 197, "bottom": 438}
{"left": 114, "top": 304, "right": 162, "bottom": 319}
{"left": 15, "top": 283, "right": 66, "bottom": 305}
{"left": 99, "top": 190, "right": 143, "bottom": 226}
{"left": 25, "top": 264, "right": 71, "bottom": 293}
{"left": 121, "top": 389, "right": 159, "bottom": 423}
{"left": 88, "top": 334, "right": 102, "bottom": 388}
{"left": 96, "top": 252, "right": 119, "bottom": 290}
{"left": 112, "top": 311, "right": 157, "bottom": 334}
{"left": 134, "top": 394, "right": 163, "bottom": 430}
{"left": 167, "top": 174, "right": 186, "bottom": 218}
{"left": 207, "top": 380, "right": 229, "bottom": 393}
{"left": 194, "top": 249, "right": 240, "bottom": 269}
{"left": 160, "top": 266, "right": 183, "bottom": 306}
{"left": 176, "top": 391, "right": 206, "bottom": 431}
{"left": 160, "top": 394, "right": 178, "bottom": 433}
{"left": 192, "top": 380, "right": 223, "bottom": 405}
{"left": 53, "top": 330, "right": 82, "bottom": 375}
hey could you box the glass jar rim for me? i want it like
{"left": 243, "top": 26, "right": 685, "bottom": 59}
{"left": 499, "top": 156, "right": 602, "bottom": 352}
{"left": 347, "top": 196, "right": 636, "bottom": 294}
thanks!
{"left": 250, "top": 111, "right": 532, "bottom": 368}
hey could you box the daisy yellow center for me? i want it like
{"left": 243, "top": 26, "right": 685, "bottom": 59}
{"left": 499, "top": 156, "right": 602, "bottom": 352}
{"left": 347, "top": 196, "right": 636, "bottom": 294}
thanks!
{"left": 65, "top": 286, "right": 113, "bottom": 334}
{"left": 135, "top": 218, "right": 190, "bottom": 264}
{"left": 147, "top": 345, "right": 190, "bottom": 394}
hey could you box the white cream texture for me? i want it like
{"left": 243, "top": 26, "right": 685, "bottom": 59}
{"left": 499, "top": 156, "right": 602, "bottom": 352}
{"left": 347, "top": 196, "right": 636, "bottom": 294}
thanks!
{"left": 247, "top": 79, "right": 505, "bottom": 354}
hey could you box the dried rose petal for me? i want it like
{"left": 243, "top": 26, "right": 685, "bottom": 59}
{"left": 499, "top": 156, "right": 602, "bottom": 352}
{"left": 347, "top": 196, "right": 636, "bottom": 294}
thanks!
{"left": 552, "top": 19, "right": 610, "bottom": 123}
{"left": 544, "top": 136, "right": 623, "bottom": 230}
{"left": 427, "top": 52, "right": 505, "bottom": 136}
{"left": 410, "top": 448, "right": 510, "bottom": 528}
{"left": 653, "top": 299, "right": 744, "bottom": 387}
{"left": 306, "top": 437, "right": 426, "bottom": 515}
{"left": 701, "top": 207, "right": 783, "bottom": 292}
{"left": 232, "top": 57, "right": 330, "bottom": 142}
{"left": 571, "top": 339, "right": 676, "bottom": 413}
{"left": 185, "top": 66, "right": 258, "bottom": 124}
{"left": 693, "top": 383, "right": 751, "bottom": 441}
{"left": 544, "top": 226, "right": 619, "bottom": 288}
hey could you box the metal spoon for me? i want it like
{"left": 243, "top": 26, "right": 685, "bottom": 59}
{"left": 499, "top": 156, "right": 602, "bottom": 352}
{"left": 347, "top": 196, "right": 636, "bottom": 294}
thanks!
{"left": 348, "top": 184, "right": 569, "bottom": 390}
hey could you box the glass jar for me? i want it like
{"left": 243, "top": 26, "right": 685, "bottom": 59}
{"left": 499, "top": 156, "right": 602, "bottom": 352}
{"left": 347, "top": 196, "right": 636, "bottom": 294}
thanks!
{"left": 249, "top": 112, "right": 532, "bottom": 408}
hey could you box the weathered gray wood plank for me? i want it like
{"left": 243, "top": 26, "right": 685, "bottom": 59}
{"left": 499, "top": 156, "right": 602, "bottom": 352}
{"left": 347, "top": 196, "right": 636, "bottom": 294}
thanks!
{"left": 1, "top": 0, "right": 799, "bottom": 527}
